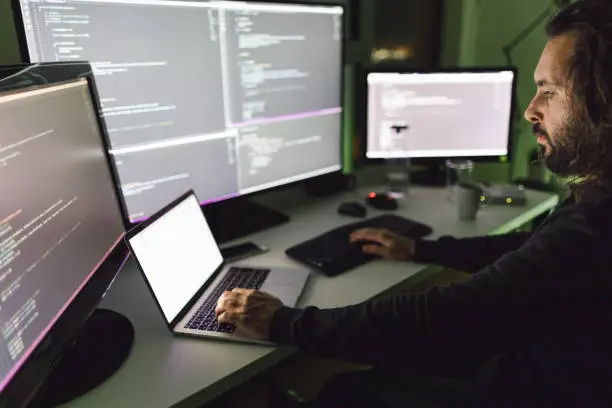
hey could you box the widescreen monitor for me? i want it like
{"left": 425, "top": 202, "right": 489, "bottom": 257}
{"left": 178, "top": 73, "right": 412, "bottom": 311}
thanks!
{"left": 14, "top": 0, "right": 345, "bottom": 225}
{"left": 0, "top": 62, "right": 129, "bottom": 407}
{"left": 366, "top": 68, "right": 516, "bottom": 160}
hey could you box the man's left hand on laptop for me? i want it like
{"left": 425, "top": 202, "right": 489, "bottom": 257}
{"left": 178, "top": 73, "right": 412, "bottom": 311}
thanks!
{"left": 216, "top": 288, "right": 283, "bottom": 340}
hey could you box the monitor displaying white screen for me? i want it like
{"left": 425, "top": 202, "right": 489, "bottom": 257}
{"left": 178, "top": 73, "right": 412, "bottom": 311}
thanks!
{"left": 366, "top": 70, "right": 515, "bottom": 159}
{"left": 127, "top": 193, "right": 223, "bottom": 323}
{"left": 16, "top": 0, "right": 344, "bottom": 223}
{"left": 0, "top": 78, "right": 125, "bottom": 392}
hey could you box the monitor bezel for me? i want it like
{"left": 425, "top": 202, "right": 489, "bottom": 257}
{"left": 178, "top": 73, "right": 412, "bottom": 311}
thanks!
{"left": 11, "top": 0, "right": 347, "bottom": 229}
{"left": 362, "top": 65, "right": 519, "bottom": 164}
{"left": 0, "top": 62, "right": 130, "bottom": 408}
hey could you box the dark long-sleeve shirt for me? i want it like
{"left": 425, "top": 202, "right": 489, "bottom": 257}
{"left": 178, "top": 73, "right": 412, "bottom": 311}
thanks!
{"left": 414, "top": 232, "right": 532, "bottom": 273}
{"left": 269, "top": 189, "right": 612, "bottom": 407}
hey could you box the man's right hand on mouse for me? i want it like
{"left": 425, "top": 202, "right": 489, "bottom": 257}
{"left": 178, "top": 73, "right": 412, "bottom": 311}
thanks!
{"left": 350, "top": 228, "right": 416, "bottom": 261}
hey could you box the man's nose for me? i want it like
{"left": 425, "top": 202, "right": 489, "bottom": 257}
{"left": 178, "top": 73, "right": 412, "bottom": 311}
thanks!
{"left": 524, "top": 98, "right": 542, "bottom": 124}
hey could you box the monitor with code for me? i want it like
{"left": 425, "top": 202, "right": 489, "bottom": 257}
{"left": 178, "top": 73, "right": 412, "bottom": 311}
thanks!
{"left": 366, "top": 69, "right": 515, "bottom": 160}
{"left": 15, "top": 0, "right": 345, "bottom": 223}
{"left": 0, "top": 65, "right": 127, "bottom": 403}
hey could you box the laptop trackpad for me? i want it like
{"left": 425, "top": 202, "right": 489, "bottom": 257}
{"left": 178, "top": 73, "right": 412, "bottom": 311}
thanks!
{"left": 260, "top": 269, "right": 307, "bottom": 306}
{"left": 262, "top": 285, "right": 301, "bottom": 306}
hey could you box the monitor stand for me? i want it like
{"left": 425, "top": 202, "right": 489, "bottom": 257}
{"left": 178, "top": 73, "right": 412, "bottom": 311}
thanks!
{"left": 29, "top": 309, "right": 134, "bottom": 407}
{"left": 203, "top": 197, "right": 290, "bottom": 244}
{"left": 409, "top": 163, "right": 447, "bottom": 187}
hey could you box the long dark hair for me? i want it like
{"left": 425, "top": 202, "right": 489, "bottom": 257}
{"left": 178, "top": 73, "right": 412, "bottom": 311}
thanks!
{"left": 546, "top": 0, "right": 612, "bottom": 185}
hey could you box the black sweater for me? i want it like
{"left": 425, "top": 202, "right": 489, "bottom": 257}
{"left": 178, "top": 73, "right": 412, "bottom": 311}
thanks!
{"left": 270, "top": 188, "right": 612, "bottom": 407}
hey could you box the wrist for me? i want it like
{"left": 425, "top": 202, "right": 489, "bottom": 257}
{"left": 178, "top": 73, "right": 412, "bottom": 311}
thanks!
{"left": 268, "top": 306, "right": 302, "bottom": 344}
{"left": 412, "top": 239, "right": 429, "bottom": 262}
{"left": 408, "top": 242, "right": 417, "bottom": 260}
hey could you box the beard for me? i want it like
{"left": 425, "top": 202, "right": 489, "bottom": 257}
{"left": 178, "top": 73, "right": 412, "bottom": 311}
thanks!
{"left": 535, "top": 118, "right": 601, "bottom": 178}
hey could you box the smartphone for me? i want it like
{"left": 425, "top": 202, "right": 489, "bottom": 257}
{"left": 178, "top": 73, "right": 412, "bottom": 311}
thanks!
{"left": 220, "top": 242, "right": 269, "bottom": 263}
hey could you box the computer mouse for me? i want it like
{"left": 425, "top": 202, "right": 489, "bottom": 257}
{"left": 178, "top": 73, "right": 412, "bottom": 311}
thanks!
{"left": 337, "top": 201, "right": 367, "bottom": 218}
{"left": 366, "top": 192, "right": 399, "bottom": 211}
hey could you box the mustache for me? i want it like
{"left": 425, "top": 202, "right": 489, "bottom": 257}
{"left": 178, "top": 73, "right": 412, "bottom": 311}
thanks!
{"left": 533, "top": 124, "right": 548, "bottom": 137}
{"left": 533, "top": 124, "right": 553, "bottom": 145}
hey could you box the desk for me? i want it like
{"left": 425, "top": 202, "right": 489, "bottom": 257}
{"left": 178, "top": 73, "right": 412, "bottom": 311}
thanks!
{"left": 64, "top": 176, "right": 558, "bottom": 408}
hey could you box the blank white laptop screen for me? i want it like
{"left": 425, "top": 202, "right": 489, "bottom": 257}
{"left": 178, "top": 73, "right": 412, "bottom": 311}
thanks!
{"left": 127, "top": 194, "right": 223, "bottom": 323}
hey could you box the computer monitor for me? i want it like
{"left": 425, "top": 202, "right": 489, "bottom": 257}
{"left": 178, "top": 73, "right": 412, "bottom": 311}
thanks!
{"left": 13, "top": 0, "right": 345, "bottom": 242}
{"left": 0, "top": 63, "right": 131, "bottom": 407}
{"left": 365, "top": 67, "right": 516, "bottom": 184}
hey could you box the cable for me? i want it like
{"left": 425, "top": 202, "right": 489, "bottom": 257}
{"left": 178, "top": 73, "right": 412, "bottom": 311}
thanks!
{"left": 502, "top": 0, "right": 573, "bottom": 66}
{"left": 502, "top": 4, "right": 557, "bottom": 66}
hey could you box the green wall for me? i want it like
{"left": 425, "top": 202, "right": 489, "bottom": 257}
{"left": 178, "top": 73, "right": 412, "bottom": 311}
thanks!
{"left": 441, "top": 0, "right": 554, "bottom": 182}
{"left": 0, "top": 0, "right": 20, "bottom": 65}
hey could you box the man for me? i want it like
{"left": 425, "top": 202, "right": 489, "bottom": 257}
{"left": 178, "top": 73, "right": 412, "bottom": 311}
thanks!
{"left": 216, "top": 1, "right": 612, "bottom": 406}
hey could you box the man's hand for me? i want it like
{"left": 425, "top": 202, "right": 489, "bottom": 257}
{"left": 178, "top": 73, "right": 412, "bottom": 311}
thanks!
{"left": 350, "top": 228, "right": 416, "bottom": 261}
{"left": 215, "top": 289, "right": 284, "bottom": 340}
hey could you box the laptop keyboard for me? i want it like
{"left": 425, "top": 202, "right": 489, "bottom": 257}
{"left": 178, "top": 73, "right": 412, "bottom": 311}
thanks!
{"left": 184, "top": 267, "right": 269, "bottom": 333}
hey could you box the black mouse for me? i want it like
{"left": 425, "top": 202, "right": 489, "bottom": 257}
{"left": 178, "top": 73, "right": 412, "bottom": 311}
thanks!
{"left": 338, "top": 201, "right": 367, "bottom": 218}
{"left": 366, "top": 192, "right": 399, "bottom": 211}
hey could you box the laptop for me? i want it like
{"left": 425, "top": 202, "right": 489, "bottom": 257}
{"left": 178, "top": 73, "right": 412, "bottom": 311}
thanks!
{"left": 125, "top": 190, "right": 310, "bottom": 344}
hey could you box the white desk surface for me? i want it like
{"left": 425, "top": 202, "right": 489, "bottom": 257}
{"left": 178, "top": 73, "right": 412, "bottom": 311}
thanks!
{"left": 64, "top": 174, "right": 559, "bottom": 408}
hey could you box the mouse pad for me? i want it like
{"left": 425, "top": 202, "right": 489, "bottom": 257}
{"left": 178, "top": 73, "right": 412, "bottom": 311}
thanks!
{"left": 285, "top": 215, "right": 433, "bottom": 276}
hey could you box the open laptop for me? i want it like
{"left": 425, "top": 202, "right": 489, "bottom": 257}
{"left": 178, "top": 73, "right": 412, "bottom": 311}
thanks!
{"left": 125, "top": 190, "right": 310, "bottom": 344}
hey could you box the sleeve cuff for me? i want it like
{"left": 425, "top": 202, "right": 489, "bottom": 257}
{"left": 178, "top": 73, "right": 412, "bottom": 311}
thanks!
{"left": 413, "top": 236, "right": 452, "bottom": 263}
{"left": 269, "top": 306, "right": 303, "bottom": 344}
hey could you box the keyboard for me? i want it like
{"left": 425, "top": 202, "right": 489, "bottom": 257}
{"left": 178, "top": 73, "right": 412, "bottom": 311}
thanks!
{"left": 285, "top": 215, "right": 433, "bottom": 276}
{"left": 184, "top": 267, "right": 269, "bottom": 333}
